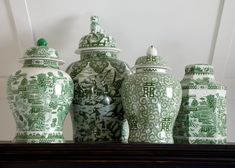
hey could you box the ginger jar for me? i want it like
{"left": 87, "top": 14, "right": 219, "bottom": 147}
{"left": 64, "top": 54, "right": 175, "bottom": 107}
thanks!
{"left": 121, "top": 46, "right": 182, "bottom": 143}
{"left": 7, "top": 39, "right": 74, "bottom": 143}
{"left": 173, "top": 64, "right": 227, "bottom": 144}
{"left": 67, "top": 16, "right": 131, "bottom": 143}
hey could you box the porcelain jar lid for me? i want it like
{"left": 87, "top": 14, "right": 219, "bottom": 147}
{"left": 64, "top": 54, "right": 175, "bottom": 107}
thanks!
{"left": 20, "top": 38, "right": 64, "bottom": 64}
{"left": 185, "top": 64, "right": 214, "bottom": 75}
{"left": 134, "top": 45, "right": 170, "bottom": 70}
{"left": 76, "top": 16, "right": 120, "bottom": 54}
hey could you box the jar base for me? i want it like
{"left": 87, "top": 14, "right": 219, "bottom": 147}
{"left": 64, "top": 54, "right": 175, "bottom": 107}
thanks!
{"left": 174, "top": 136, "right": 227, "bottom": 144}
{"left": 14, "top": 131, "right": 64, "bottom": 143}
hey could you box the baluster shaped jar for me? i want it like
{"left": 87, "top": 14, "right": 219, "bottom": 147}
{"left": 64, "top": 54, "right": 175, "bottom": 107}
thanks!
{"left": 67, "top": 16, "right": 131, "bottom": 143}
{"left": 7, "top": 39, "right": 74, "bottom": 143}
{"left": 173, "top": 64, "right": 227, "bottom": 144}
{"left": 121, "top": 46, "right": 182, "bottom": 143}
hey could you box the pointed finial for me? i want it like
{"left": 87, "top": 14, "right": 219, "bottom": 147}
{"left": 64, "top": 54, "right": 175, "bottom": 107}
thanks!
{"left": 90, "top": 16, "right": 104, "bottom": 33}
{"left": 146, "top": 45, "right": 158, "bottom": 56}
{"left": 37, "top": 38, "right": 48, "bottom": 47}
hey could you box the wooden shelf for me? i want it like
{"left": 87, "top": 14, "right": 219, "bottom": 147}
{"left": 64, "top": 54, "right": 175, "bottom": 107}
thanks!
{"left": 1, "top": 143, "right": 235, "bottom": 167}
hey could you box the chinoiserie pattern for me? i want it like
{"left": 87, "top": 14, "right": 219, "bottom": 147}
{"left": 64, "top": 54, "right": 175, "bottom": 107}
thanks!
{"left": 7, "top": 39, "right": 74, "bottom": 143}
{"left": 67, "top": 16, "right": 131, "bottom": 143}
{"left": 121, "top": 46, "right": 182, "bottom": 143}
{"left": 173, "top": 64, "right": 227, "bottom": 144}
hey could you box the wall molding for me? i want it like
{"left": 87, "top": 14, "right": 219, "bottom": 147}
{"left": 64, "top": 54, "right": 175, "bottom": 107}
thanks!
{"left": 208, "top": 0, "right": 225, "bottom": 65}
{"left": 7, "top": 0, "right": 35, "bottom": 56}
{"left": 212, "top": 0, "right": 235, "bottom": 81}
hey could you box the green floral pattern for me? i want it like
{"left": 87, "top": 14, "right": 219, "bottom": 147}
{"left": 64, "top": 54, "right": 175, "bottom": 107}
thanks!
{"left": 185, "top": 64, "right": 214, "bottom": 75}
{"left": 121, "top": 46, "right": 181, "bottom": 143}
{"left": 173, "top": 64, "right": 227, "bottom": 144}
{"left": 7, "top": 69, "right": 74, "bottom": 143}
{"left": 181, "top": 77, "right": 225, "bottom": 90}
{"left": 121, "top": 72, "right": 182, "bottom": 143}
{"left": 24, "top": 46, "right": 58, "bottom": 59}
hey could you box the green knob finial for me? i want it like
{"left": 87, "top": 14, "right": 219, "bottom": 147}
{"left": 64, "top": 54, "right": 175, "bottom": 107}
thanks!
{"left": 37, "top": 38, "right": 48, "bottom": 46}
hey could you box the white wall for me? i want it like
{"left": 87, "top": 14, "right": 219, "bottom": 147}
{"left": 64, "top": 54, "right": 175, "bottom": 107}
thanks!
{"left": 0, "top": 0, "right": 235, "bottom": 142}
{"left": 0, "top": 0, "right": 21, "bottom": 140}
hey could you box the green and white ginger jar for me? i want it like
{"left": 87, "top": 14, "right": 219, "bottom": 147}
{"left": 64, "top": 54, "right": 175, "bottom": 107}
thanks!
{"left": 7, "top": 39, "right": 74, "bottom": 143}
{"left": 121, "top": 46, "right": 182, "bottom": 143}
{"left": 67, "top": 16, "right": 131, "bottom": 143}
{"left": 173, "top": 64, "right": 227, "bottom": 144}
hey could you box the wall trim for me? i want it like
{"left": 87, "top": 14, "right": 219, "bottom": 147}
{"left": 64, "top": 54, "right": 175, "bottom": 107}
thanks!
{"left": 212, "top": 0, "right": 235, "bottom": 81}
{"left": 208, "top": 0, "right": 225, "bottom": 65}
{"left": 8, "top": 0, "right": 35, "bottom": 56}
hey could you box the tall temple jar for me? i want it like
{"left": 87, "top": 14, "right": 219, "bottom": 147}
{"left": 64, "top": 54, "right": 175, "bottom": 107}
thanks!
{"left": 121, "top": 46, "right": 182, "bottom": 143}
{"left": 67, "top": 16, "right": 131, "bottom": 143}
{"left": 173, "top": 64, "right": 227, "bottom": 144}
{"left": 7, "top": 39, "right": 74, "bottom": 143}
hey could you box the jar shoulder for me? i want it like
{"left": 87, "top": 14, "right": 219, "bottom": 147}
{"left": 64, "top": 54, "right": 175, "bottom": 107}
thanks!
{"left": 8, "top": 67, "right": 73, "bottom": 82}
{"left": 181, "top": 76, "right": 226, "bottom": 90}
{"left": 66, "top": 57, "right": 131, "bottom": 78}
{"left": 124, "top": 72, "right": 180, "bottom": 83}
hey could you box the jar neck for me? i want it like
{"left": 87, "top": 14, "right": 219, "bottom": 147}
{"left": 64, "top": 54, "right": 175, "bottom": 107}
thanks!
{"left": 80, "top": 51, "right": 117, "bottom": 60}
{"left": 135, "top": 66, "right": 167, "bottom": 74}
{"left": 23, "top": 59, "right": 59, "bottom": 69}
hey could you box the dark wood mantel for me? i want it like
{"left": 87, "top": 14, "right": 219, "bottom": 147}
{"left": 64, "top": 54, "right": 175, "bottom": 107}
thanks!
{"left": 1, "top": 143, "right": 235, "bottom": 168}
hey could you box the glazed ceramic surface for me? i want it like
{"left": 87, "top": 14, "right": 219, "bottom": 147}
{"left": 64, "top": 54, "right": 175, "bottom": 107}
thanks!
{"left": 121, "top": 46, "right": 182, "bottom": 143}
{"left": 7, "top": 39, "right": 74, "bottom": 143}
{"left": 173, "top": 64, "right": 227, "bottom": 144}
{"left": 67, "top": 16, "right": 131, "bottom": 143}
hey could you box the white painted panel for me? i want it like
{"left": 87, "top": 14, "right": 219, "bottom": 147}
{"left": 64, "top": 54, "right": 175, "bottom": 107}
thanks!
{"left": 27, "top": 0, "right": 220, "bottom": 79}
{"left": 63, "top": 113, "right": 73, "bottom": 141}
{"left": 224, "top": 79, "right": 235, "bottom": 100}
{"left": 0, "top": 99, "right": 16, "bottom": 141}
{"left": 224, "top": 31, "right": 235, "bottom": 78}
{"left": 0, "top": 78, "right": 8, "bottom": 100}
{"left": 0, "top": 0, "right": 21, "bottom": 76}
{"left": 212, "top": 0, "right": 235, "bottom": 81}
{"left": 8, "top": 0, "right": 35, "bottom": 53}
{"left": 0, "top": 0, "right": 25, "bottom": 141}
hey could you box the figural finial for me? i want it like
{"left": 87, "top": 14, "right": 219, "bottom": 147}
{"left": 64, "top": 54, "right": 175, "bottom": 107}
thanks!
{"left": 90, "top": 16, "right": 104, "bottom": 34}
{"left": 146, "top": 45, "right": 158, "bottom": 56}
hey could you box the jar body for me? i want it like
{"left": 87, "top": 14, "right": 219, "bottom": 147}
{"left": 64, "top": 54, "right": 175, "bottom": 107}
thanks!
{"left": 121, "top": 69, "right": 182, "bottom": 143}
{"left": 7, "top": 65, "right": 74, "bottom": 143}
{"left": 67, "top": 52, "right": 131, "bottom": 143}
{"left": 173, "top": 64, "right": 227, "bottom": 144}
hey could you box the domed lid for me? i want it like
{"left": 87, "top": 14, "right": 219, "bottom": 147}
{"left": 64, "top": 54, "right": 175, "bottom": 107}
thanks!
{"left": 76, "top": 16, "right": 120, "bottom": 54}
{"left": 185, "top": 64, "right": 214, "bottom": 75}
{"left": 20, "top": 38, "right": 64, "bottom": 64}
{"left": 135, "top": 45, "right": 169, "bottom": 69}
